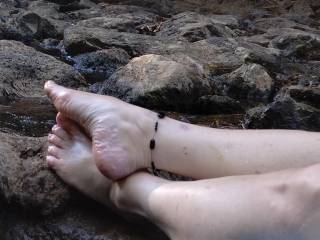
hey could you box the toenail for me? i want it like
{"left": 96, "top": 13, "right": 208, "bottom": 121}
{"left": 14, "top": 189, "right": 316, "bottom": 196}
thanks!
{"left": 48, "top": 146, "right": 55, "bottom": 153}
{"left": 45, "top": 80, "right": 55, "bottom": 88}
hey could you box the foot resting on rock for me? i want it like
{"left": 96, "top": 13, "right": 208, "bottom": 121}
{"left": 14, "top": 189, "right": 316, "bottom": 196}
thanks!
{"left": 47, "top": 113, "right": 112, "bottom": 205}
{"left": 45, "top": 81, "right": 157, "bottom": 180}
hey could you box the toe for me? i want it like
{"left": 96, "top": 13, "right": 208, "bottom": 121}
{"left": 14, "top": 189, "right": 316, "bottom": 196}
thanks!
{"left": 46, "top": 155, "right": 61, "bottom": 170}
{"left": 56, "top": 112, "right": 80, "bottom": 135}
{"left": 44, "top": 81, "right": 93, "bottom": 129}
{"left": 52, "top": 125, "right": 70, "bottom": 140}
{"left": 48, "top": 134, "right": 65, "bottom": 148}
{"left": 48, "top": 145, "right": 62, "bottom": 159}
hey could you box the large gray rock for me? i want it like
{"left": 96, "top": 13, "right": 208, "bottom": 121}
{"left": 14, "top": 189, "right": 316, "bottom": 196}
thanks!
{"left": 96, "top": 54, "right": 211, "bottom": 111}
{"left": 0, "top": 40, "right": 85, "bottom": 102}
{"left": 63, "top": 25, "right": 181, "bottom": 56}
{"left": 76, "top": 7, "right": 158, "bottom": 33}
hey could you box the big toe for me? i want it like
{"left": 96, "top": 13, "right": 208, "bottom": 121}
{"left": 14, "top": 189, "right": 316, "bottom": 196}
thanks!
{"left": 44, "top": 81, "right": 71, "bottom": 109}
{"left": 44, "top": 81, "right": 92, "bottom": 128}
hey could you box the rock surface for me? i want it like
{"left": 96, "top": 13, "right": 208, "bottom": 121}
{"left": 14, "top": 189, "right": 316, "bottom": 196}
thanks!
{"left": 1, "top": 0, "right": 320, "bottom": 239}
{"left": 245, "top": 86, "right": 320, "bottom": 131}
{"left": 0, "top": 40, "right": 85, "bottom": 102}
{"left": 0, "top": 132, "right": 70, "bottom": 215}
{"left": 97, "top": 54, "right": 211, "bottom": 111}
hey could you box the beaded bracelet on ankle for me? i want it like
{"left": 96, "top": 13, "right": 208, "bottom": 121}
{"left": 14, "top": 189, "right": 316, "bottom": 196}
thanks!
{"left": 150, "top": 112, "right": 166, "bottom": 176}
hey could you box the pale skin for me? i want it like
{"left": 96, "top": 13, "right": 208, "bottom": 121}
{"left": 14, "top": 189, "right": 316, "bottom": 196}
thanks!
{"left": 45, "top": 81, "right": 320, "bottom": 240}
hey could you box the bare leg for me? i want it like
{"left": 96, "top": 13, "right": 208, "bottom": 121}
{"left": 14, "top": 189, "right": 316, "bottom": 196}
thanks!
{"left": 115, "top": 166, "right": 320, "bottom": 240}
{"left": 153, "top": 121, "right": 320, "bottom": 179}
{"left": 45, "top": 82, "right": 320, "bottom": 180}
{"left": 46, "top": 117, "right": 320, "bottom": 240}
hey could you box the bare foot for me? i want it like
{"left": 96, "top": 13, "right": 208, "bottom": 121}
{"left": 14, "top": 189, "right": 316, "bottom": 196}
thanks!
{"left": 44, "top": 81, "right": 157, "bottom": 180}
{"left": 47, "top": 114, "right": 111, "bottom": 204}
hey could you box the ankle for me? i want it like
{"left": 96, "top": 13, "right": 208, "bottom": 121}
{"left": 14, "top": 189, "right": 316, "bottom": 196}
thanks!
{"left": 108, "top": 176, "right": 145, "bottom": 216}
{"left": 134, "top": 108, "right": 162, "bottom": 169}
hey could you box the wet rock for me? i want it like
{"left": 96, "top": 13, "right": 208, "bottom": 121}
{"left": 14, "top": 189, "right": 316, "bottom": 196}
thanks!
{"left": 0, "top": 132, "right": 70, "bottom": 215}
{"left": 0, "top": 40, "right": 85, "bottom": 101}
{"left": 97, "top": 54, "right": 211, "bottom": 111}
{"left": 37, "top": 38, "right": 64, "bottom": 57}
{"left": 158, "top": 12, "right": 237, "bottom": 42}
{"left": 212, "top": 63, "right": 274, "bottom": 101}
{"left": 0, "top": 98, "right": 56, "bottom": 137}
{"left": 73, "top": 48, "right": 130, "bottom": 83}
{"left": 245, "top": 87, "right": 320, "bottom": 131}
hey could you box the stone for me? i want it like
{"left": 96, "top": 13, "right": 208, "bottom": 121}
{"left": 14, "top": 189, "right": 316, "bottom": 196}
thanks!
{"left": 0, "top": 40, "right": 85, "bottom": 102}
{"left": 63, "top": 25, "right": 176, "bottom": 56}
{"left": 158, "top": 12, "right": 237, "bottom": 42}
{"left": 73, "top": 48, "right": 130, "bottom": 83}
{"left": 212, "top": 63, "right": 274, "bottom": 101}
{"left": 3, "top": 1, "right": 72, "bottom": 42}
{"left": 245, "top": 88, "right": 320, "bottom": 131}
{"left": 269, "top": 28, "right": 320, "bottom": 60}
{"left": 175, "top": 37, "right": 243, "bottom": 75}
{"left": 76, "top": 6, "right": 158, "bottom": 33}
{"left": 287, "top": 85, "right": 320, "bottom": 109}
{"left": 96, "top": 54, "right": 211, "bottom": 111}
{"left": 0, "top": 132, "right": 70, "bottom": 215}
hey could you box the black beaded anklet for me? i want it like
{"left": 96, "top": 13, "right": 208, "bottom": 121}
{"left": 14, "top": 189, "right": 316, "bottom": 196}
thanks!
{"left": 150, "top": 112, "right": 166, "bottom": 176}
